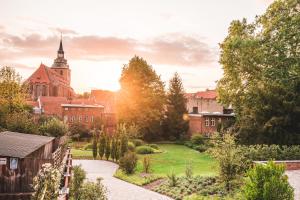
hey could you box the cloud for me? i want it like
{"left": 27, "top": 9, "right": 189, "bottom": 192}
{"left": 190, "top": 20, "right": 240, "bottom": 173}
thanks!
{"left": 0, "top": 31, "right": 217, "bottom": 67}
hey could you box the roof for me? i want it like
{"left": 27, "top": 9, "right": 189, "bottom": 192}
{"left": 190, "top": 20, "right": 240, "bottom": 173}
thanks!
{"left": 0, "top": 131, "right": 55, "bottom": 158}
{"left": 188, "top": 113, "right": 235, "bottom": 117}
{"left": 61, "top": 104, "right": 104, "bottom": 108}
{"left": 195, "top": 90, "right": 217, "bottom": 99}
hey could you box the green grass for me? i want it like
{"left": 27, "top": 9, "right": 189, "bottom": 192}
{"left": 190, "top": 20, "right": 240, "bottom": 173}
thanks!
{"left": 71, "top": 149, "right": 95, "bottom": 159}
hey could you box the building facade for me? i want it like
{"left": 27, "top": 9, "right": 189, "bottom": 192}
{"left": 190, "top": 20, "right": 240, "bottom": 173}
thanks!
{"left": 186, "top": 90, "right": 234, "bottom": 136}
{"left": 26, "top": 38, "right": 74, "bottom": 100}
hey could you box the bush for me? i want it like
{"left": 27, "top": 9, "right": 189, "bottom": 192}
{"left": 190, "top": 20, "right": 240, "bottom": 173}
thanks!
{"left": 143, "top": 156, "right": 151, "bottom": 173}
{"left": 148, "top": 144, "right": 159, "bottom": 150}
{"left": 242, "top": 161, "right": 294, "bottom": 200}
{"left": 78, "top": 178, "right": 107, "bottom": 200}
{"left": 195, "top": 144, "right": 208, "bottom": 152}
{"left": 83, "top": 143, "right": 93, "bottom": 150}
{"left": 39, "top": 117, "right": 68, "bottom": 137}
{"left": 70, "top": 165, "right": 86, "bottom": 200}
{"left": 167, "top": 170, "right": 179, "bottom": 187}
{"left": 191, "top": 134, "right": 205, "bottom": 145}
{"left": 119, "top": 152, "right": 138, "bottom": 174}
{"left": 131, "top": 139, "right": 144, "bottom": 146}
{"left": 136, "top": 145, "right": 155, "bottom": 154}
{"left": 128, "top": 141, "right": 135, "bottom": 151}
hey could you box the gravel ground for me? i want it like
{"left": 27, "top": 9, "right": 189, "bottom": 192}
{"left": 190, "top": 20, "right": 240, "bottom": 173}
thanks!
{"left": 286, "top": 170, "right": 300, "bottom": 200}
{"left": 73, "top": 160, "right": 173, "bottom": 200}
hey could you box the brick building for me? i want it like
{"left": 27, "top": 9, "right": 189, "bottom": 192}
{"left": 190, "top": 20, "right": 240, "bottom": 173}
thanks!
{"left": 25, "top": 38, "right": 74, "bottom": 100}
{"left": 186, "top": 90, "right": 234, "bottom": 136}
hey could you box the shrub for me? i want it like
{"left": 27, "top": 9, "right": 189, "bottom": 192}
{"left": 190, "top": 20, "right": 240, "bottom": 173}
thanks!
{"left": 99, "top": 132, "right": 106, "bottom": 159}
{"left": 128, "top": 141, "right": 135, "bottom": 151}
{"left": 148, "top": 144, "right": 159, "bottom": 150}
{"left": 143, "top": 156, "right": 151, "bottom": 173}
{"left": 131, "top": 139, "right": 144, "bottom": 146}
{"left": 39, "top": 117, "right": 68, "bottom": 137}
{"left": 195, "top": 144, "right": 208, "bottom": 152}
{"left": 78, "top": 178, "right": 107, "bottom": 200}
{"left": 167, "top": 170, "right": 179, "bottom": 187}
{"left": 242, "top": 161, "right": 294, "bottom": 200}
{"left": 83, "top": 143, "right": 93, "bottom": 150}
{"left": 105, "top": 136, "right": 111, "bottom": 160}
{"left": 191, "top": 134, "right": 205, "bottom": 145}
{"left": 70, "top": 165, "right": 86, "bottom": 200}
{"left": 136, "top": 145, "right": 155, "bottom": 154}
{"left": 185, "top": 162, "right": 193, "bottom": 179}
{"left": 119, "top": 151, "right": 138, "bottom": 174}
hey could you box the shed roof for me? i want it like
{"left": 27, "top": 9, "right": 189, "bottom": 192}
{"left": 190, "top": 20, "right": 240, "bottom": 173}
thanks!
{"left": 0, "top": 131, "right": 55, "bottom": 158}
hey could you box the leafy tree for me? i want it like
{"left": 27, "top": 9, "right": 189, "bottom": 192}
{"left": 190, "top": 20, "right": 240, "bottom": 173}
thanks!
{"left": 92, "top": 116, "right": 105, "bottom": 130}
{"left": 78, "top": 178, "right": 107, "bottom": 200}
{"left": 70, "top": 165, "right": 86, "bottom": 200}
{"left": 105, "top": 135, "right": 111, "bottom": 160}
{"left": 69, "top": 122, "right": 89, "bottom": 140}
{"left": 217, "top": 0, "right": 300, "bottom": 144}
{"left": 6, "top": 111, "right": 39, "bottom": 134}
{"left": 39, "top": 117, "right": 68, "bottom": 137}
{"left": 119, "top": 151, "right": 138, "bottom": 174}
{"left": 99, "top": 130, "right": 106, "bottom": 159}
{"left": 242, "top": 161, "right": 294, "bottom": 200}
{"left": 117, "top": 56, "right": 166, "bottom": 141}
{"left": 164, "top": 72, "right": 189, "bottom": 140}
{"left": 209, "top": 133, "right": 246, "bottom": 192}
{"left": 32, "top": 163, "right": 61, "bottom": 200}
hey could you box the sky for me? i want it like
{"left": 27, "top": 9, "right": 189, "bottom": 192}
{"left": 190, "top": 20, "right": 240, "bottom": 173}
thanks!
{"left": 0, "top": 0, "right": 273, "bottom": 93}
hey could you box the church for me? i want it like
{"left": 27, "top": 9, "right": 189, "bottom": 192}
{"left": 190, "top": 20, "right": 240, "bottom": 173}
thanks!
{"left": 26, "top": 38, "right": 74, "bottom": 100}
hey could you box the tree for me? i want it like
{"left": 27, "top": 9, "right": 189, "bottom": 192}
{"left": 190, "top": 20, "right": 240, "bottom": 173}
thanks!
{"left": 99, "top": 130, "right": 106, "bottom": 159}
{"left": 119, "top": 151, "right": 138, "bottom": 174}
{"left": 78, "top": 178, "right": 107, "bottom": 200}
{"left": 164, "top": 72, "right": 189, "bottom": 140}
{"left": 70, "top": 165, "right": 86, "bottom": 200}
{"left": 209, "top": 133, "right": 246, "bottom": 192}
{"left": 5, "top": 111, "right": 39, "bottom": 134}
{"left": 92, "top": 131, "right": 98, "bottom": 159}
{"left": 39, "top": 117, "right": 68, "bottom": 137}
{"left": 69, "top": 122, "right": 89, "bottom": 140}
{"left": 117, "top": 56, "right": 166, "bottom": 141}
{"left": 32, "top": 163, "right": 61, "bottom": 200}
{"left": 242, "top": 161, "right": 294, "bottom": 200}
{"left": 105, "top": 135, "right": 111, "bottom": 160}
{"left": 217, "top": 0, "right": 300, "bottom": 144}
{"left": 111, "top": 136, "right": 116, "bottom": 161}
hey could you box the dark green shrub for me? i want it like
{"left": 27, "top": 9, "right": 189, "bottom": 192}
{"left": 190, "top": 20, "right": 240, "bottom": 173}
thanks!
{"left": 131, "top": 139, "right": 144, "bottom": 146}
{"left": 127, "top": 141, "right": 135, "bottom": 151}
{"left": 195, "top": 144, "right": 208, "bottom": 152}
{"left": 83, "top": 143, "right": 93, "bottom": 150}
{"left": 119, "top": 152, "right": 138, "bottom": 174}
{"left": 136, "top": 145, "right": 155, "bottom": 154}
{"left": 242, "top": 161, "right": 294, "bottom": 200}
{"left": 191, "top": 134, "right": 205, "bottom": 145}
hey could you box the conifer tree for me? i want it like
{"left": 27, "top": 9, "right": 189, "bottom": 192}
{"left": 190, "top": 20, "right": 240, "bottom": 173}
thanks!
{"left": 105, "top": 135, "right": 111, "bottom": 160}
{"left": 111, "top": 136, "right": 116, "bottom": 161}
{"left": 164, "top": 72, "right": 189, "bottom": 140}
{"left": 98, "top": 128, "right": 106, "bottom": 159}
{"left": 92, "top": 131, "right": 98, "bottom": 159}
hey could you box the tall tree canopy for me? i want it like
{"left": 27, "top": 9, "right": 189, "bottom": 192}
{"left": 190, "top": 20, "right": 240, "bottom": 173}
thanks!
{"left": 217, "top": 0, "right": 300, "bottom": 144}
{"left": 117, "top": 56, "right": 165, "bottom": 141}
{"left": 164, "top": 72, "right": 189, "bottom": 140}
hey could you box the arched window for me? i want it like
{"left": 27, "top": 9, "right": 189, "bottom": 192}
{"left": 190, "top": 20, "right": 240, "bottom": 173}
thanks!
{"left": 53, "top": 86, "right": 58, "bottom": 96}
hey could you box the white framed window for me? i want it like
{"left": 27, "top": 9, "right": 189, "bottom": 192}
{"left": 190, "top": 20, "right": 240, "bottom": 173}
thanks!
{"left": 85, "top": 115, "right": 89, "bottom": 122}
{"left": 211, "top": 118, "right": 215, "bottom": 126}
{"left": 205, "top": 117, "right": 210, "bottom": 127}
{"left": 64, "top": 107, "right": 68, "bottom": 111}
{"left": 78, "top": 115, "right": 82, "bottom": 122}
{"left": 91, "top": 116, "right": 94, "bottom": 122}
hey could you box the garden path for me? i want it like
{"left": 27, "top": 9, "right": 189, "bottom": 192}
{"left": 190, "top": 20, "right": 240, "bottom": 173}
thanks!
{"left": 73, "top": 160, "right": 173, "bottom": 200}
{"left": 286, "top": 170, "right": 300, "bottom": 200}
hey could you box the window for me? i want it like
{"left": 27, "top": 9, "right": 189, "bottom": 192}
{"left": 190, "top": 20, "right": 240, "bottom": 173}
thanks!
{"left": 60, "top": 70, "right": 63, "bottom": 75}
{"left": 78, "top": 115, "right": 82, "bottom": 122}
{"left": 205, "top": 117, "right": 210, "bottom": 126}
{"left": 85, "top": 116, "right": 89, "bottom": 122}
{"left": 64, "top": 107, "right": 68, "bottom": 111}
{"left": 211, "top": 118, "right": 215, "bottom": 126}
{"left": 192, "top": 107, "right": 198, "bottom": 114}
{"left": 91, "top": 116, "right": 94, "bottom": 122}
{"left": 64, "top": 116, "right": 68, "bottom": 123}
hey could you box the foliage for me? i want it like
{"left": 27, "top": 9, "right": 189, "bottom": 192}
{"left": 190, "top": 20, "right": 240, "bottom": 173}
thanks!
{"left": 148, "top": 143, "right": 159, "bottom": 150}
{"left": 6, "top": 111, "right": 39, "bottom": 134}
{"left": 217, "top": 0, "right": 300, "bottom": 144}
{"left": 105, "top": 135, "right": 111, "bottom": 160}
{"left": 167, "top": 169, "right": 179, "bottom": 187}
{"left": 111, "top": 136, "right": 117, "bottom": 161}
{"left": 92, "top": 133, "right": 98, "bottom": 159}
{"left": 136, "top": 145, "right": 155, "bottom": 154}
{"left": 184, "top": 136, "right": 212, "bottom": 152}
{"left": 242, "top": 161, "right": 294, "bottom": 200}
{"left": 131, "top": 139, "right": 145, "bottom": 146}
{"left": 185, "top": 161, "right": 193, "bottom": 179}
{"left": 117, "top": 56, "right": 166, "bottom": 141}
{"left": 78, "top": 178, "right": 107, "bottom": 200}
{"left": 39, "top": 117, "right": 68, "bottom": 137}
{"left": 69, "top": 122, "right": 89, "bottom": 140}
{"left": 164, "top": 72, "right": 189, "bottom": 140}
{"left": 99, "top": 131, "right": 106, "bottom": 159}
{"left": 32, "top": 163, "right": 61, "bottom": 200}
{"left": 127, "top": 141, "right": 135, "bottom": 151}
{"left": 119, "top": 151, "right": 138, "bottom": 174}
{"left": 191, "top": 134, "right": 205, "bottom": 145}
{"left": 143, "top": 156, "right": 151, "bottom": 173}
{"left": 127, "top": 123, "right": 142, "bottom": 139}
{"left": 114, "top": 169, "right": 161, "bottom": 186}
{"left": 71, "top": 165, "right": 86, "bottom": 200}
{"left": 209, "top": 133, "right": 246, "bottom": 192}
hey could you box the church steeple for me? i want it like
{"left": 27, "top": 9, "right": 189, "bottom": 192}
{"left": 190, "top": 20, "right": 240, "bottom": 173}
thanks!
{"left": 57, "top": 34, "right": 64, "bottom": 58}
{"left": 52, "top": 35, "right": 69, "bottom": 69}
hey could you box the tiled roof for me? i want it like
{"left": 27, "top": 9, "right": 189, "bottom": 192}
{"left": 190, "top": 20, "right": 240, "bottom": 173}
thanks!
{"left": 0, "top": 131, "right": 54, "bottom": 158}
{"left": 195, "top": 90, "right": 217, "bottom": 99}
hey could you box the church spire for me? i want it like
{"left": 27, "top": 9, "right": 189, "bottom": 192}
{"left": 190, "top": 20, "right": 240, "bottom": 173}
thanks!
{"left": 57, "top": 33, "right": 64, "bottom": 56}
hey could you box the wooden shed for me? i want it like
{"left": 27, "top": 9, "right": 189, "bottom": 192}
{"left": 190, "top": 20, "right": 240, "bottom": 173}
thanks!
{"left": 0, "top": 131, "right": 56, "bottom": 198}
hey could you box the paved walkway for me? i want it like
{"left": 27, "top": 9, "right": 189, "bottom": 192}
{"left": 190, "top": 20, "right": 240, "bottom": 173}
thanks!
{"left": 286, "top": 170, "right": 300, "bottom": 200}
{"left": 73, "top": 160, "right": 173, "bottom": 200}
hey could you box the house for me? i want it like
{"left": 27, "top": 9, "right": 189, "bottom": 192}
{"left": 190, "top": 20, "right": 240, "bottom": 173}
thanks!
{"left": 0, "top": 131, "right": 60, "bottom": 199}
{"left": 186, "top": 90, "right": 234, "bottom": 136}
